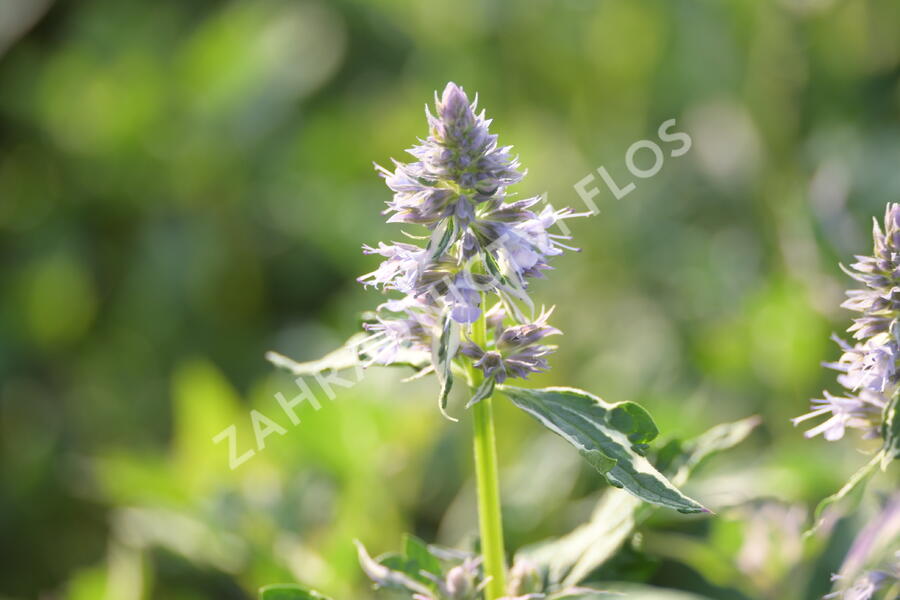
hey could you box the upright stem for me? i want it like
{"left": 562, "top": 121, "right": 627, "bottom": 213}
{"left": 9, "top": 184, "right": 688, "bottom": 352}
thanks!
{"left": 472, "top": 397, "right": 507, "bottom": 599}
{"left": 469, "top": 303, "right": 507, "bottom": 599}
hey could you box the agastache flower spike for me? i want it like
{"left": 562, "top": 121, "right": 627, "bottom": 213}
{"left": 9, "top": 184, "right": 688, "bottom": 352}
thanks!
{"left": 358, "top": 82, "right": 585, "bottom": 415}
{"left": 795, "top": 203, "right": 900, "bottom": 442}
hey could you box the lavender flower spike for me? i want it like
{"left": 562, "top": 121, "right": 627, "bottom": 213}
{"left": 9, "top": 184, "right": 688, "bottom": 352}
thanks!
{"left": 354, "top": 82, "right": 585, "bottom": 416}
{"left": 795, "top": 203, "right": 900, "bottom": 442}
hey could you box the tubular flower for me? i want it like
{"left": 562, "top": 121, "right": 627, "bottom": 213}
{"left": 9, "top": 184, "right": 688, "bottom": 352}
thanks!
{"left": 358, "top": 82, "right": 585, "bottom": 413}
{"left": 795, "top": 203, "right": 900, "bottom": 441}
{"left": 358, "top": 242, "right": 428, "bottom": 294}
{"left": 360, "top": 297, "right": 436, "bottom": 367}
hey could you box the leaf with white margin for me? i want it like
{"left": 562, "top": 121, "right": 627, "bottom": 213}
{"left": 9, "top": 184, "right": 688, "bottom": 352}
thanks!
{"left": 266, "top": 333, "right": 431, "bottom": 376}
{"left": 432, "top": 312, "right": 460, "bottom": 421}
{"left": 500, "top": 386, "right": 708, "bottom": 514}
{"left": 466, "top": 374, "right": 495, "bottom": 409}
{"left": 427, "top": 215, "right": 457, "bottom": 260}
{"left": 521, "top": 416, "right": 760, "bottom": 586}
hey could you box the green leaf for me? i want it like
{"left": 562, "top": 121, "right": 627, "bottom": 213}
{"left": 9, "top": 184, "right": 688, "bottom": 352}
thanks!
{"left": 501, "top": 386, "right": 708, "bottom": 514}
{"left": 266, "top": 334, "right": 366, "bottom": 375}
{"left": 403, "top": 533, "right": 442, "bottom": 578}
{"left": 483, "top": 248, "right": 534, "bottom": 321}
{"left": 808, "top": 450, "right": 883, "bottom": 535}
{"left": 482, "top": 248, "right": 509, "bottom": 286}
{"left": 466, "top": 374, "right": 495, "bottom": 409}
{"left": 267, "top": 333, "right": 431, "bottom": 376}
{"left": 377, "top": 552, "right": 434, "bottom": 587}
{"left": 355, "top": 540, "right": 433, "bottom": 596}
{"left": 428, "top": 216, "right": 456, "bottom": 259}
{"left": 519, "top": 416, "right": 759, "bottom": 587}
{"left": 665, "top": 415, "right": 762, "bottom": 486}
{"left": 639, "top": 530, "right": 750, "bottom": 588}
{"left": 172, "top": 359, "right": 250, "bottom": 490}
{"left": 608, "top": 402, "right": 659, "bottom": 446}
{"left": 432, "top": 312, "right": 460, "bottom": 421}
{"left": 259, "top": 584, "right": 332, "bottom": 600}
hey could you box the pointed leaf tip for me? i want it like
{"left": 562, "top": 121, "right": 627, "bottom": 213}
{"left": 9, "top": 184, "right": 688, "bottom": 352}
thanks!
{"left": 433, "top": 312, "right": 460, "bottom": 421}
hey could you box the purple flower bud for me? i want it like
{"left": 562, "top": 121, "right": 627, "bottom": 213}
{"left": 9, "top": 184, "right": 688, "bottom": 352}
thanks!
{"left": 497, "top": 312, "right": 562, "bottom": 350}
{"left": 464, "top": 307, "right": 560, "bottom": 382}
{"left": 474, "top": 350, "right": 506, "bottom": 381}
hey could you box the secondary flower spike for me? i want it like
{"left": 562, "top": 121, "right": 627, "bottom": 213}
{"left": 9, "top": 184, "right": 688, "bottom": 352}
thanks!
{"left": 794, "top": 203, "right": 900, "bottom": 441}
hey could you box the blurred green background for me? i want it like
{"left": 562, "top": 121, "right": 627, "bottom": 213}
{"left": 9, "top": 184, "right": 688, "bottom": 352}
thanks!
{"left": 1, "top": 0, "right": 899, "bottom": 598}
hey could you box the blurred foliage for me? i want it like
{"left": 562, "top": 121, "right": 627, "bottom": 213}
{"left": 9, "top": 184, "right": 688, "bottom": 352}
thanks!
{"left": 0, "top": 0, "right": 899, "bottom": 598}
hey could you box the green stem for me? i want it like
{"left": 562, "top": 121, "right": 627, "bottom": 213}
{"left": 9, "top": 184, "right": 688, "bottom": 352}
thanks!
{"left": 469, "top": 303, "right": 507, "bottom": 599}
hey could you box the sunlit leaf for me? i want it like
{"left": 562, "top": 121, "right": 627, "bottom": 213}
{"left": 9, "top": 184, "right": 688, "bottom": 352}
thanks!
{"left": 809, "top": 450, "right": 883, "bottom": 535}
{"left": 266, "top": 336, "right": 365, "bottom": 375}
{"left": 266, "top": 334, "right": 431, "bottom": 376}
{"left": 639, "top": 530, "right": 749, "bottom": 588}
{"left": 171, "top": 359, "right": 249, "bottom": 487}
{"left": 111, "top": 506, "right": 246, "bottom": 572}
{"left": 664, "top": 415, "right": 762, "bottom": 485}
{"left": 521, "top": 416, "right": 759, "bottom": 586}
{"left": 501, "top": 386, "right": 708, "bottom": 514}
